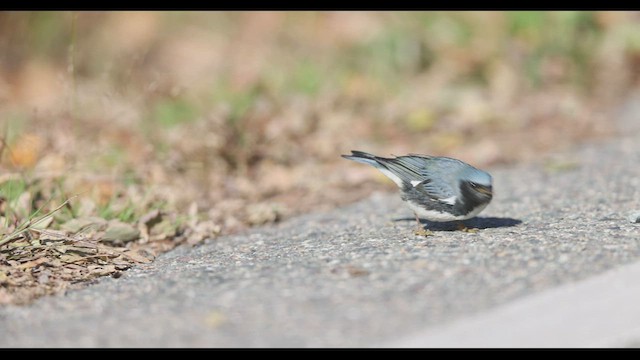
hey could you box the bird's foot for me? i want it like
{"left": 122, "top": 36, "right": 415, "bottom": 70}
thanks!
{"left": 457, "top": 222, "right": 478, "bottom": 233}
{"left": 414, "top": 228, "right": 435, "bottom": 237}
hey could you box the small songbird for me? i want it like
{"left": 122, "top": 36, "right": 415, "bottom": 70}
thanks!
{"left": 342, "top": 150, "right": 493, "bottom": 235}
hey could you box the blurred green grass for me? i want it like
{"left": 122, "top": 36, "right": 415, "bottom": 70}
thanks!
{"left": 0, "top": 12, "right": 617, "bottom": 99}
{"left": 3, "top": 12, "right": 634, "bottom": 118}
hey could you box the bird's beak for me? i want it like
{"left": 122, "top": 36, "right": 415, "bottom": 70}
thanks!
{"left": 476, "top": 185, "right": 493, "bottom": 196}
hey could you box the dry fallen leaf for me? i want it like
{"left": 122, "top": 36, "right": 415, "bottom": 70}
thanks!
{"left": 149, "top": 218, "right": 180, "bottom": 241}
{"left": 38, "top": 229, "right": 69, "bottom": 242}
{"left": 17, "top": 257, "right": 47, "bottom": 270}
{"left": 121, "top": 250, "right": 153, "bottom": 264}
{"left": 87, "top": 265, "right": 117, "bottom": 277}
{"left": 60, "top": 217, "right": 107, "bottom": 234}
{"left": 58, "top": 253, "right": 85, "bottom": 264}
{"left": 185, "top": 220, "right": 221, "bottom": 245}
{"left": 101, "top": 221, "right": 140, "bottom": 244}
{"left": 9, "top": 133, "right": 43, "bottom": 169}
{"left": 139, "top": 209, "right": 162, "bottom": 227}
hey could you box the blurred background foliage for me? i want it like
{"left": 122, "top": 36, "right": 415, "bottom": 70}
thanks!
{"left": 1, "top": 11, "right": 639, "bottom": 234}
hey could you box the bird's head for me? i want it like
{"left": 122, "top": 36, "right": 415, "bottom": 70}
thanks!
{"left": 460, "top": 167, "right": 493, "bottom": 200}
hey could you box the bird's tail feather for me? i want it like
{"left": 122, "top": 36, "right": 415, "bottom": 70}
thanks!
{"left": 341, "top": 151, "right": 382, "bottom": 168}
{"left": 341, "top": 150, "right": 404, "bottom": 187}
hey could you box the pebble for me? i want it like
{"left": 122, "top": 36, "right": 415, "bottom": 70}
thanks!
{"left": 628, "top": 211, "right": 640, "bottom": 223}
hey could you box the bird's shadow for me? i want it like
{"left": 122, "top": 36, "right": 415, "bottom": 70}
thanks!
{"left": 393, "top": 216, "right": 522, "bottom": 231}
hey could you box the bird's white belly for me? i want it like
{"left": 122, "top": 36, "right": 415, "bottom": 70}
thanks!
{"left": 405, "top": 201, "right": 489, "bottom": 222}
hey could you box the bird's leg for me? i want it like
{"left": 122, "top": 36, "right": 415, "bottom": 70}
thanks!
{"left": 413, "top": 212, "right": 434, "bottom": 237}
{"left": 457, "top": 221, "right": 478, "bottom": 233}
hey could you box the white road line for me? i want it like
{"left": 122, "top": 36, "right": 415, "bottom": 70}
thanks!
{"left": 385, "top": 261, "right": 640, "bottom": 348}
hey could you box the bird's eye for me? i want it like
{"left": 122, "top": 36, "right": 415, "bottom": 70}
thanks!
{"left": 469, "top": 182, "right": 478, "bottom": 188}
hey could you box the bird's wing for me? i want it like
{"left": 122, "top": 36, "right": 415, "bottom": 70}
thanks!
{"left": 412, "top": 178, "right": 457, "bottom": 205}
{"left": 380, "top": 156, "right": 458, "bottom": 203}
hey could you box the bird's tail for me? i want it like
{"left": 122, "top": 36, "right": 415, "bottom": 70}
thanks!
{"left": 341, "top": 150, "right": 383, "bottom": 168}
{"left": 341, "top": 150, "right": 403, "bottom": 187}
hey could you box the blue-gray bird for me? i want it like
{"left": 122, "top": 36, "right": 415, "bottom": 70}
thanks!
{"left": 342, "top": 150, "right": 493, "bottom": 233}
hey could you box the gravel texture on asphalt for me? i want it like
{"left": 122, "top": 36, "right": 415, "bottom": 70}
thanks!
{"left": 0, "top": 133, "right": 639, "bottom": 347}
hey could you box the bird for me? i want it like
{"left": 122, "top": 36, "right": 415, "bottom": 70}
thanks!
{"left": 341, "top": 150, "right": 493, "bottom": 235}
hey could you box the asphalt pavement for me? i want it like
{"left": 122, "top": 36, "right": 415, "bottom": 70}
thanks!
{"left": 0, "top": 107, "right": 639, "bottom": 347}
